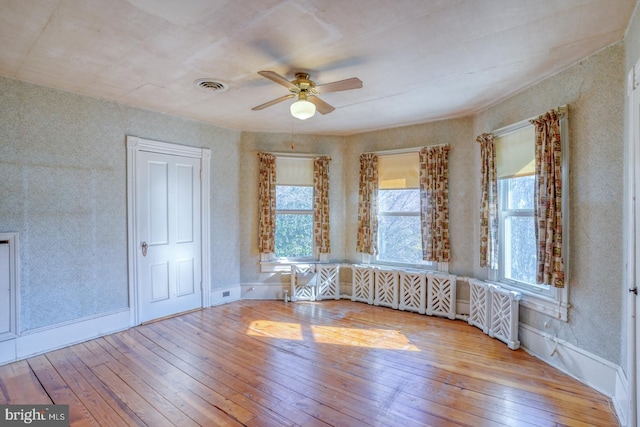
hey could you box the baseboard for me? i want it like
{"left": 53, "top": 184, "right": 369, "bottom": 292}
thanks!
{"left": 210, "top": 285, "right": 242, "bottom": 306}
{"left": 240, "top": 283, "right": 286, "bottom": 300}
{"left": 0, "top": 308, "right": 130, "bottom": 366}
{"left": 519, "top": 323, "right": 625, "bottom": 423}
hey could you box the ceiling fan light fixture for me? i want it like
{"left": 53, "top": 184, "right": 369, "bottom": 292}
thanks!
{"left": 290, "top": 98, "right": 316, "bottom": 120}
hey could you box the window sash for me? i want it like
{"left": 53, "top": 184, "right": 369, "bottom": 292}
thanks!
{"left": 498, "top": 179, "right": 550, "bottom": 293}
{"left": 376, "top": 194, "right": 428, "bottom": 266}
{"left": 275, "top": 183, "right": 314, "bottom": 260}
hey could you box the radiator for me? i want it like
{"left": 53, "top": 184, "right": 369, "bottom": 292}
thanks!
{"left": 468, "top": 279, "right": 491, "bottom": 334}
{"left": 316, "top": 264, "right": 340, "bottom": 300}
{"left": 290, "top": 264, "right": 317, "bottom": 302}
{"left": 426, "top": 273, "right": 457, "bottom": 320}
{"left": 351, "top": 265, "right": 374, "bottom": 304}
{"left": 373, "top": 268, "right": 399, "bottom": 309}
{"left": 398, "top": 270, "right": 426, "bottom": 314}
{"left": 468, "top": 279, "right": 521, "bottom": 350}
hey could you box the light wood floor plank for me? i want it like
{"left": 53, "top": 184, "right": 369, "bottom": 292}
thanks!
{"left": 0, "top": 360, "right": 53, "bottom": 405}
{"left": 27, "top": 354, "right": 99, "bottom": 426}
{"left": 0, "top": 300, "right": 620, "bottom": 426}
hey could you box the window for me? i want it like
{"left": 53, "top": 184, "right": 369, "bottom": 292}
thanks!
{"left": 499, "top": 175, "right": 538, "bottom": 286}
{"left": 275, "top": 185, "right": 313, "bottom": 258}
{"left": 495, "top": 125, "right": 540, "bottom": 289}
{"left": 377, "top": 188, "right": 422, "bottom": 263}
{"left": 274, "top": 157, "right": 314, "bottom": 260}
{"left": 492, "top": 113, "right": 569, "bottom": 320}
{"left": 375, "top": 152, "right": 432, "bottom": 267}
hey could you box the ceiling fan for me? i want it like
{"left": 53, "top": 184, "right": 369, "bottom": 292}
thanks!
{"left": 251, "top": 70, "right": 363, "bottom": 120}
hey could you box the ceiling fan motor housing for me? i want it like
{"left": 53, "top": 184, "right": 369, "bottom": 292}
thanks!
{"left": 291, "top": 73, "right": 315, "bottom": 93}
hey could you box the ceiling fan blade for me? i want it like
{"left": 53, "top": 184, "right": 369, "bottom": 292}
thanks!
{"left": 258, "top": 70, "right": 297, "bottom": 91}
{"left": 251, "top": 94, "right": 295, "bottom": 111}
{"left": 308, "top": 96, "right": 335, "bottom": 115}
{"left": 315, "top": 77, "right": 363, "bottom": 94}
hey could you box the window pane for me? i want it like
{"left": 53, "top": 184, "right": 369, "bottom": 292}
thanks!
{"left": 504, "top": 215, "right": 537, "bottom": 284}
{"left": 276, "top": 186, "right": 313, "bottom": 210}
{"left": 275, "top": 213, "right": 313, "bottom": 258}
{"left": 377, "top": 215, "right": 422, "bottom": 263}
{"left": 506, "top": 175, "right": 534, "bottom": 210}
{"left": 378, "top": 189, "right": 420, "bottom": 212}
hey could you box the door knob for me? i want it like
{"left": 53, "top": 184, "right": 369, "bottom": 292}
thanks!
{"left": 141, "top": 241, "right": 148, "bottom": 257}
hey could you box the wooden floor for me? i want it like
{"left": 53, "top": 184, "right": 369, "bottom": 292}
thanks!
{"left": 0, "top": 300, "right": 619, "bottom": 426}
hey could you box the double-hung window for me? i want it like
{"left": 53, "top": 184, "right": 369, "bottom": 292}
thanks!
{"left": 496, "top": 125, "right": 539, "bottom": 289}
{"left": 274, "top": 157, "right": 314, "bottom": 260}
{"left": 375, "top": 152, "right": 432, "bottom": 267}
{"left": 493, "top": 113, "right": 569, "bottom": 320}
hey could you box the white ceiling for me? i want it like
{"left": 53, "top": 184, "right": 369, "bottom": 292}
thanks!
{"left": 0, "top": 0, "right": 636, "bottom": 135}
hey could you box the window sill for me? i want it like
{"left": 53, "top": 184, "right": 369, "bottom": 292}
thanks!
{"left": 260, "top": 260, "right": 313, "bottom": 273}
{"left": 488, "top": 280, "right": 569, "bottom": 321}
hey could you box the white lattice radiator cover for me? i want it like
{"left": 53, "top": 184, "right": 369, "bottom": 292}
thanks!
{"left": 489, "top": 286, "right": 521, "bottom": 350}
{"left": 290, "top": 264, "right": 316, "bottom": 302}
{"left": 398, "top": 271, "right": 426, "bottom": 314}
{"left": 426, "top": 273, "right": 457, "bottom": 320}
{"left": 351, "top": 265, "right": 374, "bottom": 304}
{"left": 468, "top": 279, "right": 491, "bottom": 334}
{"left": 373, "top": 268, "right": 399, "bottom": 309}
{"left": 468, "top": 279, "right": 521, "bottom": 350}
{"left": 316, "top": 264, "right": 340, "bottom": 301}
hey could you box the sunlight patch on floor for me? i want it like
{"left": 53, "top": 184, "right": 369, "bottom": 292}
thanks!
{"left": 246, "top": 320, "right": 303, "bottom": 340}
{"left": 246, "top": 320, "right": 420, "bottom": 351}
{"left": 310, "top": 326, "right": 420, "bottom": 351}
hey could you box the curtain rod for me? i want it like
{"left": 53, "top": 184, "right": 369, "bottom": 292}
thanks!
{"left": 258, "top": 151, "right": 330, "bottom": 159}
{"left": 492, "top": 104, "right": 568, "bottom": 137}
{"left": 363, "top": 142, "right": 450, "bottom": 156}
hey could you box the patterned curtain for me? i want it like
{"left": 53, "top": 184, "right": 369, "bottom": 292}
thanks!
{"left": 356, "top": 153, "right": 379, "bottom": 255}
{"left": 476, "top": 133, "right": 499, "bottom": 269}
{"left": 258, "top": 152, "right": 276, "bottom": 254}
{"left": 530, "top": 110, "right": 565, "bottom": 288}
{"left": 313, "top": 156, "right": 331, "bottom": 254}
{"left": 419, "top": 145, "right": 451, "bottom": 262}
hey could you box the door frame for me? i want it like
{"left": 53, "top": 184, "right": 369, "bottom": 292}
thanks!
{"left": 627, "top": 60, "right": 640, "bottom": 427}
{"left": 126, "top": 136, "right": 211, "bottom": 326}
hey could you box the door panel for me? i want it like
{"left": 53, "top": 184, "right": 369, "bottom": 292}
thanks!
{"left": 137, "top": 151, "right": 202, "bottom": 322}
{"left": 151, "top": 262, "right": 170, "bottom": 302}
{"left": 177, "top": 258, "right": 195, "bottom": 296}
{"left": 176, "top": 164, "right": 194, "bottom": 243}
{"left": 148, "top": 161, "right": 169, "bottom": 245}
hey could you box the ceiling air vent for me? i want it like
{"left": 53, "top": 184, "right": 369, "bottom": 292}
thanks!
{"left": 194, "top": 79, "right": 228, "bottom": 92}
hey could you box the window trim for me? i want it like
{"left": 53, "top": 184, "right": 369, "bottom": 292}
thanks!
{"left": 273, "top": 184, "right": 315, "bottom": 262}
{"left": 357, "top": 148, "right": 449, "bottom": 273}
{"left": 374, "top": 174, "right": 435, "bottom": 270}
{"left": 259, "top": 153, "right": 326, "bottom": 273}
{"left": 488, "top": 106, "right": 569, "bottom": 321}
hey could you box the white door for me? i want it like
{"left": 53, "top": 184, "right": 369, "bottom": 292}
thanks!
{"left": 136, "top": 150, "right": 202, "bottom": 323}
